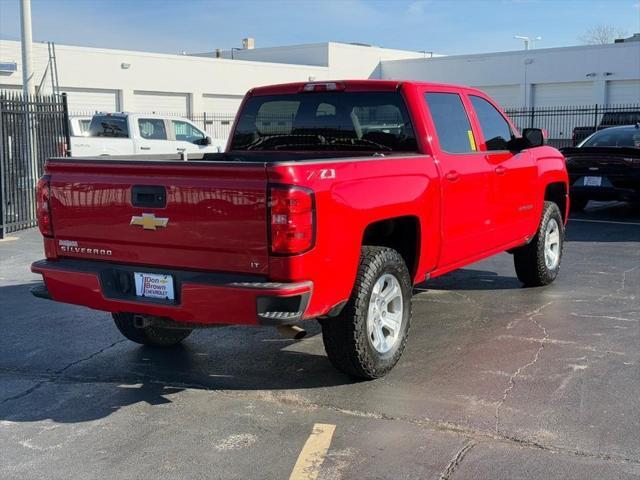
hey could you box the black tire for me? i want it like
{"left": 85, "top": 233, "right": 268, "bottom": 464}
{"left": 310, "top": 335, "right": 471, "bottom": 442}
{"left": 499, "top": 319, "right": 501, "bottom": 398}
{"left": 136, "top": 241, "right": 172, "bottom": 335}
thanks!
{"left": 513, "top": 201, "right": 565, "bottom": 287}
{"left": 320, "top": 246, "right": 412, "bottom": 379}
{"left": 112, "top": 313, "right": 192, "bottom": 346}
{"left": 570, "top": 197, "right": 588, "bottom": 212}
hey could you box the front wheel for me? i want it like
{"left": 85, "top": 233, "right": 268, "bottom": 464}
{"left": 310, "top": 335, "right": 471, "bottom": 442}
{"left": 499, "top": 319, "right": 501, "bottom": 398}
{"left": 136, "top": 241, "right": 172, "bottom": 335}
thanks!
{"left": 320, "top": 246, "right": 412, "bottom": 379}
{"left": 113, "top": 313, "right": 192, "bottom": 347}
{"left": 513, "top": 201, "right": 565, "bottom": 287}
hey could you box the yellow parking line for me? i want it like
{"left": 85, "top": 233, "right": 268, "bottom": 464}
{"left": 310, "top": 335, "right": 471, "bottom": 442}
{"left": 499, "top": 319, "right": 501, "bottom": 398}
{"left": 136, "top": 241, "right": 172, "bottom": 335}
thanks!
{"left": 289, "top": 423, "right": 336, "bottom": 480}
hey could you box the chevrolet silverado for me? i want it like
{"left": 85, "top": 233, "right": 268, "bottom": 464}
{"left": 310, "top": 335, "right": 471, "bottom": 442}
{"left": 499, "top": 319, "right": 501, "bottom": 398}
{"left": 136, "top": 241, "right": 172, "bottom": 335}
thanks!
{"left": 31, "top": 80, "right": 569, "bottom": 379}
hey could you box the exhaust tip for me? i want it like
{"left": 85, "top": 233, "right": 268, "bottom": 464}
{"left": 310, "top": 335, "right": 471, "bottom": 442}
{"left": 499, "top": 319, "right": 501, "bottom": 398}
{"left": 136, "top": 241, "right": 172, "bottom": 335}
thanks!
{"left": 277, "top": 324, "right": 307, "bottom": 340}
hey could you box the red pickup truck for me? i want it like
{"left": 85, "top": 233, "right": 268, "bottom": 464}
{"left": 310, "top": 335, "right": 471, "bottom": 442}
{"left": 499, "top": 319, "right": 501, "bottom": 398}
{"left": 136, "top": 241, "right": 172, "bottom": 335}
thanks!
{"left": 31, "top": 80, "right": 569, "bottom": 379}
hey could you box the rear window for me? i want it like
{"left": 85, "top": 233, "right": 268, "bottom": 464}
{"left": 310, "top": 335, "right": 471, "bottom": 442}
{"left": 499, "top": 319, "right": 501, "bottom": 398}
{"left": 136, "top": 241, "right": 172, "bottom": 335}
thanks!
{"left": 89, "top": 115, "right": 129, "bottom": 138}
{"left": 600, "top": 112, "right": 640, "bottom": 126}
{"left": 230, "top": 92, "right": 417, "bottom": 153}
{"left": 424, "top": 92, "right": 476, "bottom": 153}
{"left": 582, "top": 128, "right": 640, "bottom": 148}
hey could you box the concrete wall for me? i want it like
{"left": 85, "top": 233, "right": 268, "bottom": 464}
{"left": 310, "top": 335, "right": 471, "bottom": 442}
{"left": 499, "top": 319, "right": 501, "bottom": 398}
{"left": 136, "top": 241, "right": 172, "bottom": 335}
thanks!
{"left": 1, "top": 39, "right": 638, "bottom": 116}
{"left": 193, "top": 43, "right": 330, "bottom": 67}
{"left": 0, "top": 40, "right": 329, "bottom": 113}
{"left": 380, "top": 42, "right": 640, "bottom": 107}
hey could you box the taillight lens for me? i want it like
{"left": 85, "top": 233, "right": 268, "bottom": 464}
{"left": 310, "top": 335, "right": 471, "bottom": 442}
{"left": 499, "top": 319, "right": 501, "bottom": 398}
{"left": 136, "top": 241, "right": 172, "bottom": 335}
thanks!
{"left": 36, "top": 176, "right": 53, "bottom": 237}
{"left": 269, "top": 186, "right": 315, "bottom": 254}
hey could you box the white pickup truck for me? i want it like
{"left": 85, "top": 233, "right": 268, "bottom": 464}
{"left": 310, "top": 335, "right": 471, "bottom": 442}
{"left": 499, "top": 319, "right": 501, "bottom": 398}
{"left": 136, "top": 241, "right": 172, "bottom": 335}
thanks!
{"left": 70, "top": 113, "right": 225, "bottom": 157}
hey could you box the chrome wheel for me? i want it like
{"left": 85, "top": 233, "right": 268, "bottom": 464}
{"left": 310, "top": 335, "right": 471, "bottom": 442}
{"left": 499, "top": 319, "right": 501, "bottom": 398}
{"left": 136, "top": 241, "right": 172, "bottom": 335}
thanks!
{"left": 366, "top": 273, "right": 403, "bottom": 354}
{"left": 544, "top": 218, "right": 561, "bottom": 269}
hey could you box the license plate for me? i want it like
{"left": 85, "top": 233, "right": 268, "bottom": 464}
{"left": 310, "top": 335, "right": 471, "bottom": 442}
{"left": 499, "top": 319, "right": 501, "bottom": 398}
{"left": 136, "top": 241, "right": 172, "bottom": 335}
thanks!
{"left": 134, "top": 272, "right": 175, "bottom": 300}
{"left": 583, "top": 176, "right": 602, "bottom": 187}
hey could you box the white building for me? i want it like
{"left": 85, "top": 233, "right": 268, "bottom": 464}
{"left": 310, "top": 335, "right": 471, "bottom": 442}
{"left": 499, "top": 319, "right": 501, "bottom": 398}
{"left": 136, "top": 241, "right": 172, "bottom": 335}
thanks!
{"left": 380, "top": 41, "right": 640, "bottom": 108}
{"left": 0, "top": 38, "right": 638, "bottom": 117}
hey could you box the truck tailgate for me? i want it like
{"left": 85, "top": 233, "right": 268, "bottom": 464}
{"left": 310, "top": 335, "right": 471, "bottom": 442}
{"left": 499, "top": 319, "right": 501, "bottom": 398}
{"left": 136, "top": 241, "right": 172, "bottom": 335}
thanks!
{"left": 47, "top": 160, "right": 268, "bottom": 274}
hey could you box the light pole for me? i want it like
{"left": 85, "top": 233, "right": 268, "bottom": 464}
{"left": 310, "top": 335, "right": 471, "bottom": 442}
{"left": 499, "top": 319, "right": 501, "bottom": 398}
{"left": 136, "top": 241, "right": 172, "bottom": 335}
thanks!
{"left": 514, "top": 35, "right": 542, "bottom": 50}
{"left": 20, "top": 0, "right": 35, "bottom": 96}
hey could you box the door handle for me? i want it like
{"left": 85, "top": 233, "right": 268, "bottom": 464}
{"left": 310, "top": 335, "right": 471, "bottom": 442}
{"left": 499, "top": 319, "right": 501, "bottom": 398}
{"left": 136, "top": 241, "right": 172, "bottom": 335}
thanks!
{"left": 140, "top": 146, "right": 151, "bottom": 151}
{"left": 445, "top": 171, "right": 460, "bottom": 182}
{"left": 495, "top": 166, "right": 507, "bottom": 175}
{"left": 176, "top": 148, "right": 186, "bottom": 152}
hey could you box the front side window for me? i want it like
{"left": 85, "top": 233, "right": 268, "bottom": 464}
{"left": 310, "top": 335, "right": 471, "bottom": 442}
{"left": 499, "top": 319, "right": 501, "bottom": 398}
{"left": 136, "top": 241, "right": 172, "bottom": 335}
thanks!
{"left": 172, "top": 120, "right": 205, "bottom": 144}
{"left": 470, "top": 95, "right": 514, "bottom": 151}
{"left": 230, "top": 92, "right": 417, "bottom": 153}
{"left": 138, "top": 118, "right": 167, "bottom": 140}
{"left": 424, "top": 92, "right": 476, "bottom": 153}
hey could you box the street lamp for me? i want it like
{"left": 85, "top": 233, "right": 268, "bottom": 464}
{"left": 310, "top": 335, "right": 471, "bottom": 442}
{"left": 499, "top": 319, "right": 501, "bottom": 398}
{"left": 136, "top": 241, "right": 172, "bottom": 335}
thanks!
{"left": 514, "top": 35, "right": 542, "bottom": 50}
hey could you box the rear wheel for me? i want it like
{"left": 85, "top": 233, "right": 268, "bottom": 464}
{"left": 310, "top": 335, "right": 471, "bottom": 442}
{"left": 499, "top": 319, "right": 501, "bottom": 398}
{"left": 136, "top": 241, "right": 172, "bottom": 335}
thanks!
{"left": 513, "top": 201, "right": 564, "bottom": 287}
{"left": 113, "top": 313, "right": 192, "bottom": 346}
{"left": 320, "top": 246, "right": 412, "bottom": 379}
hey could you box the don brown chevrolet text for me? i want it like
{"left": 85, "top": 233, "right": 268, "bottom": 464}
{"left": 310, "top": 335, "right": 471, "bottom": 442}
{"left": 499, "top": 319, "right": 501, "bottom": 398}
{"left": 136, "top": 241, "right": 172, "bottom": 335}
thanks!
{"left": 31, "top": 80, "right": 569, "bottom": 379}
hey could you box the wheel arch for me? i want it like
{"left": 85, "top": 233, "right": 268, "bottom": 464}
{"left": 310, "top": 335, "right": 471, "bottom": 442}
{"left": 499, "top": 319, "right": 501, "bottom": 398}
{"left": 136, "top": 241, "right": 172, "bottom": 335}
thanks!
{"left": 361, "top": 215, "right": 421, "bottom": 278}
{"left": 544, "top": 181, "right": 569, "bottom": 223}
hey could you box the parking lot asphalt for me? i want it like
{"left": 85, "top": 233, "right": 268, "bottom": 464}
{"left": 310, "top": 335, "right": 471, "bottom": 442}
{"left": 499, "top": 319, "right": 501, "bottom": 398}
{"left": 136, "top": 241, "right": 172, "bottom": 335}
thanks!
{"left": 1, "top": 202, "right": 639, "bottom": 480}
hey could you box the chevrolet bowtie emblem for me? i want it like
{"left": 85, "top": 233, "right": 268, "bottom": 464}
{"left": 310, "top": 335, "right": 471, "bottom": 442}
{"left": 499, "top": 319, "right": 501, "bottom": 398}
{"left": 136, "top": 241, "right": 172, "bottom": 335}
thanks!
{"left": 130, "top": 213, "right": 169, "bottom": 230}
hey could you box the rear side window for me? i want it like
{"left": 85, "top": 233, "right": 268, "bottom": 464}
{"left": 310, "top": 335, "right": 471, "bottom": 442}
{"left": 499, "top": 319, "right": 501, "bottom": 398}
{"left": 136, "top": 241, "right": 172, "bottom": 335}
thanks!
{"left": 88, "top": 115, "right": 129, "bottom": 138}
{"left": 172, "top": 120, "right": 205, "bottom": 143}
{"left": 424, "top": 93, "right": 476, "bottom": 153}
{"left": 230, "top": 92, "right": 417, "bottom": 153}
{"left": 469, "top": 95, "right": 513, "bottom": 150}
{"left": 138, "top": 119, "right": 167, "bottom": 140}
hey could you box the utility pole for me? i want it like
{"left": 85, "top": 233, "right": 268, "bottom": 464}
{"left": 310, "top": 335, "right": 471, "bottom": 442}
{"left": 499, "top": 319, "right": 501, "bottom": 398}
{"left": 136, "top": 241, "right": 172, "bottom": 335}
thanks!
{"left": 20, "top": 0, "right": 35, "bottom": 96}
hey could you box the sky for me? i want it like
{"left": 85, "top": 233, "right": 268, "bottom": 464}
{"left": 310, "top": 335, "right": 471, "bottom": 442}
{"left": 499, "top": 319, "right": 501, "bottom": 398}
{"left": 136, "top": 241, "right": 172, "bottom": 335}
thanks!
{"left": 0, "top": 0, "right": 639, "bottom": 56}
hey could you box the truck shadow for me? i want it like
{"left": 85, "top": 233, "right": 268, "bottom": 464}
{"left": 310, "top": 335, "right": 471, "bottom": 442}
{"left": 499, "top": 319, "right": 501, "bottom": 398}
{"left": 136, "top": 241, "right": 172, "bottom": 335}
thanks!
{"left": 0, "top": 283, "right": 356, "bottom": 424}
{"left": 416, "top": 268, "right": 522, "bottom": 291}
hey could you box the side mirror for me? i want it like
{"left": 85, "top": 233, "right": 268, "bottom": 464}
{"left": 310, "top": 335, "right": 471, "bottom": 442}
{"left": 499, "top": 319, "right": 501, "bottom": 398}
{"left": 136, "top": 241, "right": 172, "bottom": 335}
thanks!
{"left": 522, "top": 128, "right": 545, "bottom": 148}
{"left": 204, "top": 136, "right": 212, "bottom": 145}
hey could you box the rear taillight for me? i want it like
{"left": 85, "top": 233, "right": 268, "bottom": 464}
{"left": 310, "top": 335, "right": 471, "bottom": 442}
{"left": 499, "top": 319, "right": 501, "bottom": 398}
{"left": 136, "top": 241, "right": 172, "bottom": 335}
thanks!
{"left": 36, "top": 176, "right": 53, "bottom": 237}
{"left": 269, "top": 186, "right": 315, "bottom": 255}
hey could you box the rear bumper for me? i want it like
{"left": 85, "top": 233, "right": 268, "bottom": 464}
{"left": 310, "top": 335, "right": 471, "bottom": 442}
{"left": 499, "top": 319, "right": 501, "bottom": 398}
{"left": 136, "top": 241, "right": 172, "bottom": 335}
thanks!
{"left": 31, "top": 259, "right": 312, "bottom": 326}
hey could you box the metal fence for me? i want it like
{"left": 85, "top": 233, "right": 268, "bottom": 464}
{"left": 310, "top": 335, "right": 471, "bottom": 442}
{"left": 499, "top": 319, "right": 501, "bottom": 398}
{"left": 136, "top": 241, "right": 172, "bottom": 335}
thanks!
{"left": 4, "top": 99, "right": 639, "bottom": 237}
{"left": 0, "top": 91, "right": 70, "bottom": 238}
{"left": 505, "top": 103, "right": 640, "bottom": 149}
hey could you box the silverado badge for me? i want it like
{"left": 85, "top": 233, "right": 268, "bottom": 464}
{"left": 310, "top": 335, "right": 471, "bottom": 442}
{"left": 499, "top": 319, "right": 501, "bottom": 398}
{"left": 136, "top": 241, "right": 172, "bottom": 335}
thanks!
{"left": 130, "top": 213, "right": 169, "bottom": 231}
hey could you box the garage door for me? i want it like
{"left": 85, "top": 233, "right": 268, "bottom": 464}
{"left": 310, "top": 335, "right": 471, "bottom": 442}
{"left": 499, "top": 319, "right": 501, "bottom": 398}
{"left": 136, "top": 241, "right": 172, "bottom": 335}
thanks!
{"left": 133, "top": 91, "right": 189, "bottom": 116}
{"left": 472, "top": 85, "right": 521, "bottom": 108}
{"left": 607, "top": 80, "right": 640, "bottom": 105}
{"left": 203, "top": 95, "right": 243, "bottom": 116}
{"left": 61, "top": 88, "right": 119, "bottom": 114}
{"left": 532, "top": 82, "right": 594, "bottom": 107}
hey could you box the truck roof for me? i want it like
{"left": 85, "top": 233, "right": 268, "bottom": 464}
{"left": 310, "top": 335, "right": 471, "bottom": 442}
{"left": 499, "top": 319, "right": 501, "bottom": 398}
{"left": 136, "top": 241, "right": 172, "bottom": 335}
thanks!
{"left": 250, "top": 79, "right": 478, "bottom": 96}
